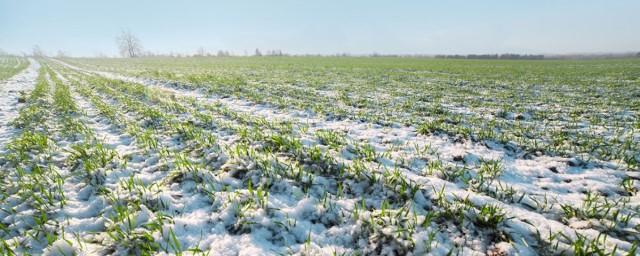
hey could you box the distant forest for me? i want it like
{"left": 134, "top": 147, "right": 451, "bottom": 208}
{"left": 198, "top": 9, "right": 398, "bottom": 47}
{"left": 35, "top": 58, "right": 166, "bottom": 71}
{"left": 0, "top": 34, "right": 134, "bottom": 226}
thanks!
{"left": 434, "top": 52, "right": 640, "bottom": 60}
{"left": 435, "top": 54, "right": 544, "bottom": 60}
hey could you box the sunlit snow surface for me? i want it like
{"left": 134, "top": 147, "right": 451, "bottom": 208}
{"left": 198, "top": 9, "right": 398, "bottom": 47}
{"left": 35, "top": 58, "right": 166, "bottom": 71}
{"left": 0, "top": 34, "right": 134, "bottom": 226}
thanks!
{"left": 0, "top": 59, "right": 39, "bottom": 151}
{"left": 0, "top": 59, "right": 636, "bottom": 255}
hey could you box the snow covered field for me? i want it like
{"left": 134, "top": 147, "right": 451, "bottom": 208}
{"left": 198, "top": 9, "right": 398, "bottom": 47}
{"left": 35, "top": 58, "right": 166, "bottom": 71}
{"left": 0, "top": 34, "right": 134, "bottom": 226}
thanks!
{"left": 0, "top": 57, "right": 638, "bottom": 255}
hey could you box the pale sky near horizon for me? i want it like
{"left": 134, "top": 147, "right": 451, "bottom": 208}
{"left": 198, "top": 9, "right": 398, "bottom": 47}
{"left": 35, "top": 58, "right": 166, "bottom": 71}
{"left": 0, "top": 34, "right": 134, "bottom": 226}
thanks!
{"left": 1, "top": 0, "right": 639, "bottom": 57}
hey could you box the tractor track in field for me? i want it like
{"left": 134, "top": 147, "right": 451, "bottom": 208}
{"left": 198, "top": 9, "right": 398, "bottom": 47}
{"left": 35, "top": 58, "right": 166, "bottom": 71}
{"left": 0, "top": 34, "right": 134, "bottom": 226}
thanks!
{"left": 0, "top": 59, "right": 40, "bottom": 152}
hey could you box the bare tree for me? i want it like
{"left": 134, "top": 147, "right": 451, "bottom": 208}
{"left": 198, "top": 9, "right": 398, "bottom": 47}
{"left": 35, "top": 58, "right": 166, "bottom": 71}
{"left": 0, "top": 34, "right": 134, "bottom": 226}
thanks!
{"left": 217, "top": 50, "right": 230, "bottom": 57}
{"left": 56, "top": 50, "right": 67, "bottom": 58}
{"left": 32, "top": 45, "right": 44, "bottom": 57}
{"left": 116, "top": 30, "right": 143, "bottom": 58}
{"left": 195, "top": 47, "right": 207, "bottom": 57}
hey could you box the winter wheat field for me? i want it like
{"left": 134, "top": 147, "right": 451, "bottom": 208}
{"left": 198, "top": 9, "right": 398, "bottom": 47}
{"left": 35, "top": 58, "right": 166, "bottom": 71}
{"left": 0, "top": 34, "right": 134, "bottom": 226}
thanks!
{"left": 0, "top": 56, "right": 639, "bottom": 256}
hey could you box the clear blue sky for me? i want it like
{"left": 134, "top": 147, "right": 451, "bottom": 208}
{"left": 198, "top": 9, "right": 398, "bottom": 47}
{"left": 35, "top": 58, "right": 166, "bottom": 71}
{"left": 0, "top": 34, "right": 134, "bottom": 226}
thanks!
{"left": 1, "top": 0, "right": 638, "bottom": 56}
